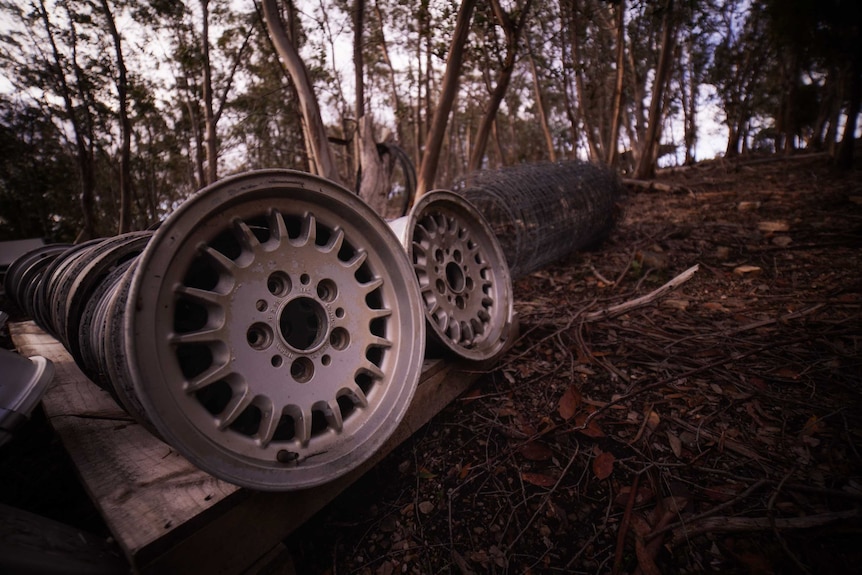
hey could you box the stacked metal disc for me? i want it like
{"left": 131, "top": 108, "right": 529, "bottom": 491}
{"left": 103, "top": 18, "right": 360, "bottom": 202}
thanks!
{"left": 5, "top": 170, "right": 428, "bottom": 491}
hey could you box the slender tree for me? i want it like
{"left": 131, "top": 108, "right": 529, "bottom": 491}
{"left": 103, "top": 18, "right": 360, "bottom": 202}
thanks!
{"left": 415, "top": 0, "right": 477, "bottom": 197}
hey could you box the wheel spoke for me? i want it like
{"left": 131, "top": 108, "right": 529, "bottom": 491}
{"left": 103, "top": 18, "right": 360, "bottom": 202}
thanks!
{"left": 200, "top": 245, "right": 238, "bottom": 273}
{"left": 217, "top": 387, "right": 254, "bottom": 430}
{"left": 175, "top": 285, "right": 224, "bottom": 306}
{"left": 184, "top": 361, "right": 232, "bottom": 393}
{"left": 257, "top": 403, "right": 280, "bottom": 447}
{"left": 170, "top": 327, "right": 225, "bottom": 345}
{"left": 233, "top": 218, "right": 261, "bottom": 251}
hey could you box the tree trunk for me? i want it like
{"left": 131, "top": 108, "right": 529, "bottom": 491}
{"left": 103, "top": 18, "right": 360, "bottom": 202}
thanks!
{"left": 262, "top": 0, "right": 340, "bottom": 184}
{"left": 200, "top": 0, "right": 218, "bottom": 185}
{"left": 634, "top": 0, "right": 676, "bottom": 180}
{"left": 415, "top": 0, "right": 476, "bottom": 198}
{"left": 527, "top": 36, "right": 556, "bottom": 163}
{"left": 836, "top": 59, "right": 861, "bottom": 170}
{"left": 467, "top": 0, "right": 534, "bottom": 172}
{"left": 100, "top": 0, "right": 132, "bottom": 233}
{"left": 38, "top": 0, "right": 96, "bottom": 240}
{"left": 568, "top": 0, "right": 603, "bottom": 161}
{"left": 354, "top": 0, "right": 366, "bottom": 190}
{"left": 373, "top": 0, "right": 405, "bottom": 146}
{"left": 606, "top": 0, "right": 625, "bottom": 166}
{"left": 357, "top": 117, "right": 388, "bottom": 213}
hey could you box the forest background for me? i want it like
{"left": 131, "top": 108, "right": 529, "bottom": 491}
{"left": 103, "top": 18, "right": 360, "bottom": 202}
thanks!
{"left": 0, "top": 0, "right": 860, "bottom": 243}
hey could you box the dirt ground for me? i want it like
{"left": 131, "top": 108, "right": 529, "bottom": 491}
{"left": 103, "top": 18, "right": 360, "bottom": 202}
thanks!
{"left": 288, "top": 153, "right": 862, "bottom": 574}
{"left": 2, "top": 152, "right": 861, "bottom": 574}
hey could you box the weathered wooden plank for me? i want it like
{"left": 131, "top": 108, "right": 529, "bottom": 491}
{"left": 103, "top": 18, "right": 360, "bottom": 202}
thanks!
{"left": 10, "top": 321, "right": 239, "bottom": 567}
{"left": 10, "top": 321, "right": 493, "bottom": 574}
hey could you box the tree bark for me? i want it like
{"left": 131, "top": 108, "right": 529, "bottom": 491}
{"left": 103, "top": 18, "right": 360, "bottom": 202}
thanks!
{"left": 467, "top": 0, "right": 534, "bottom": 172}
{"left": 635, "top": 0, "right": 676, "bottom": 180}
{"left": 354, "top": 0, "right": 365, "bottom": 190}
{"left": 262, "top": 0, "right": 340, "bottom": 183}
{"left": 606, "top": 0, "right": 625, "bottom": 167}
{"left": 373, "top": 0, "right": 405, "bottom": 146}
{"left": 38, "top": 0, "right": 96, "bottom": 240}
{"left": 567, "top": 0, "right": 603, "bottom": 162}
{"left": 836, "top": 59, "right": 861, "bottom": 169}
{"left": 100, "top": 0, "right": 132, "bottom": 233}
{"left": 357, "top": 117, "right": 388, "bottom": 213}
{"left": 526, "top": 34, "right": 556, "bottom": 162}
{"left": 415, "top": 0, "right": 477, "bottom": 198}
{"left": 200, "top": 0, "right": 218, "bottom": 185}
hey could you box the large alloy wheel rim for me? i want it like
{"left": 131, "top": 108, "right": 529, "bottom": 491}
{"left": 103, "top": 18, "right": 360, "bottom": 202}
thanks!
{"left": 124, "top": 170, "right": 425, "bottom": 490}
{"left": 402, "top": 190, "right": 513, "bottom": 361}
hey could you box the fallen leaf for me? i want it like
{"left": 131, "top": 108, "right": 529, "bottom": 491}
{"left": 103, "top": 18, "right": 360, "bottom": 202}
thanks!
{"left": 575, "top": 412, "right": 605, "bottom": 437}
{"left": 417, "top": 467, "right": 437, "bottom": 480}
{"left": 801, "top": 415, "right": 826, "bottom": 436}
{"left": 758, "top": 220, "right": 790, "bottom": 233}
{"left": 771, "top": 235, "right": 792, "bottom": 247}
{"left": 737, "top": 201, "right": 761, "bottom": 211}
{"left": 703, "top": 301, "right": 730, "bottom": 312}
{"left": 520, "top": 441, "right": 554, "bottom": 461}
{"left": 646, "top": 410, "right": 661, "bottom": 430}
{"left": 494, "top": 405, "right": 519, "bottom": 418}
{"left": 662, "top": 298, "right": 690, "bottom": 311}
{"left": 458, "top": 462, "right": 472, "bottom": 479}
{"left": 558, "top": 385, "right": 582, "bottom": 420}
{"left": 773, "top": 367, "right": 800, "bottom": 380}
{"left": 418, "top": 501, "right": 434, "bottom": 514}
{"left": 593, "top": 451, "right": 615, "bottom": 480}
{"left": 521, "top": 472, "right": 557, "bottom": 488}
{"left": 666, "top": 431, "right": 683, "bottom": 458}
{"left": 733, "top": 265, "right": 762, "bottom": 276}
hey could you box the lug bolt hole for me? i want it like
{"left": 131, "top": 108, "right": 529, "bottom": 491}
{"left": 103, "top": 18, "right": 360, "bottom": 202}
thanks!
{"left": 330, "top": 327, "right": 350, "bottom": 350}
{"left": 247, "top": 323, "right": 274, "bottom": 350}
{"left": 290, "top": 357, "right": 314, "bottom": 383}
{"left": 271, "top": 355, "right": 283, "bottom": 367}
{"left": 456, "top": 295, "right": 466, "bottom": 310}
{"left": 300, "top": 273, "right": 310, "bottom": 285}
{"left": 322, "top": 354, "right": 331, "bottom": 366}
{"left": 267, "top": 272, "right": 291, "bottom": 296}
{"left": 317, "top": 279, "right": 337, "bottom": 302}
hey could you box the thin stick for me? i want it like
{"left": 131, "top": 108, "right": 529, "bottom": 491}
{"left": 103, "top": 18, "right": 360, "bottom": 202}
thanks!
{"left": 582, "top": 265, "right": 699, "bottom": 322}
{"left": 612, "top": 474, "right": 641, "bottom": 575}
{"left": 648, "top": 479, "right": 768, "bottom": 541}
{"left": 669, "top": 509, "right": 862, "bottom": 547}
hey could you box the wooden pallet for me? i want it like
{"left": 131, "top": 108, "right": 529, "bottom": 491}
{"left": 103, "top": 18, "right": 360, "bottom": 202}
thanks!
{"left": 10, "top": 321, "right": 491, "bottom": 574}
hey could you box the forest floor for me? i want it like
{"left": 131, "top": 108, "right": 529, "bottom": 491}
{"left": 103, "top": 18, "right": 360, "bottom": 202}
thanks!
{"left": 1, "top": 152, "right": 861, "bottom": 574}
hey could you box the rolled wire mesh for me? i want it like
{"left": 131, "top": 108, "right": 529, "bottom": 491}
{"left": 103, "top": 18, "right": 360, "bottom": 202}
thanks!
{"left": 454, "top": 160, "right": 623, "bottom": 278}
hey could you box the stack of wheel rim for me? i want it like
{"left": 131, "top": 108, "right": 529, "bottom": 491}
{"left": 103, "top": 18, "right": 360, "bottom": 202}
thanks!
{"left": 4, "top": 171, "right": 516, "bottom": 491}
{"left": 5, "top": 171, "right": 427, "bottom": 490}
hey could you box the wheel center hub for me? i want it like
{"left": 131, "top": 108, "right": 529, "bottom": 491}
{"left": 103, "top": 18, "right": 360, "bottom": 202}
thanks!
{"left": 279, "top": 296, "right": 328, "bottom": 352}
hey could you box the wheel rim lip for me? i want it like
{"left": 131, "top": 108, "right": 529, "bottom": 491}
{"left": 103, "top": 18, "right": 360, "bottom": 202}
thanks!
{"left": 124, "top": 170, "right": 425, "bottom": 490}
{"left": 400, "top": 190, "right": 514, "bottom": 361}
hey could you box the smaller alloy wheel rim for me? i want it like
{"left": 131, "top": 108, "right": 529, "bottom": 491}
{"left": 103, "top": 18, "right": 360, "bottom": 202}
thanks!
{"left": 404, "top": 191, "right": 513, "bottom": 361}
{"left": 125, "top": 170, "right": 424, "bottom": 490}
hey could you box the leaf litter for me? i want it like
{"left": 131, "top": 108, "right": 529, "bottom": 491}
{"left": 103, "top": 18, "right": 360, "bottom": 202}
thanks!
{"left": 289, "top": 155, "right": 862, "bottom": 574}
